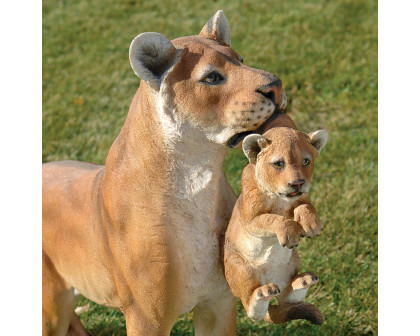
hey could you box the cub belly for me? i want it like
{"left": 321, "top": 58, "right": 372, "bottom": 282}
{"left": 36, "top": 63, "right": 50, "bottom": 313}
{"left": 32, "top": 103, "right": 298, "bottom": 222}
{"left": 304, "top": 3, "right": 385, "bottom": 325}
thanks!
{"left": 238, "top": 232, "right": 298, "bottom": 291}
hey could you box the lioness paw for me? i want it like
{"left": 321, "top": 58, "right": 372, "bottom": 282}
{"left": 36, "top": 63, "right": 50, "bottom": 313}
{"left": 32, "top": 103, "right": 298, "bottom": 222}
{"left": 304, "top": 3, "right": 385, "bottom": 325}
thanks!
{"left": 255, "top": 283, "right": 281, "bottom": 301}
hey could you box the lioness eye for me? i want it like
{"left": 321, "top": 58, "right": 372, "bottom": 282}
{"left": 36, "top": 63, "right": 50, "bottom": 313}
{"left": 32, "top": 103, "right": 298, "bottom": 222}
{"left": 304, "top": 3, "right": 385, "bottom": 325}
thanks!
{"left": 201, "top": 72, "right": 225, "bottom": 85}
{"left": 302, "top": 158, "right": 311, "bottom": 166}
{"left": 273, "top": 161, "right": 284, "bottom": 169}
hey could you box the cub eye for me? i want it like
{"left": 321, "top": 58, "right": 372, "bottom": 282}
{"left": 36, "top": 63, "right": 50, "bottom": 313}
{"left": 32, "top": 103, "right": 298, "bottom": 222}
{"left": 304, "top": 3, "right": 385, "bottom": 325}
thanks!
{"left": 201, "top": 72, "right": 225, "bottom": 85}
{"left": 273, "top": 161, "right": 285, "bottom": 169}
{"left": 302, "top": 158, "right": 311, "bottom": 167}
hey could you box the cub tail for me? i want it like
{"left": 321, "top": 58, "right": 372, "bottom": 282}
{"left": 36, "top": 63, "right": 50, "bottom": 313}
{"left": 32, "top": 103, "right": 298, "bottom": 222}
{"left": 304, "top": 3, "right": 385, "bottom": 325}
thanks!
{"left": 263, "top": 302, "right": 323, "bottom": 325}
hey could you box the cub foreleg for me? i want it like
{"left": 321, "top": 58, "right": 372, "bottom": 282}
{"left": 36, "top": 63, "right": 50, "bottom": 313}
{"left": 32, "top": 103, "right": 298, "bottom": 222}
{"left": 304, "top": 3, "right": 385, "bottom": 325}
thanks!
{"left": 294, "top": 203, "right": 323, "bottom": 237}
{"left": 245, "top": 213, "right": 304, "bottom": 249}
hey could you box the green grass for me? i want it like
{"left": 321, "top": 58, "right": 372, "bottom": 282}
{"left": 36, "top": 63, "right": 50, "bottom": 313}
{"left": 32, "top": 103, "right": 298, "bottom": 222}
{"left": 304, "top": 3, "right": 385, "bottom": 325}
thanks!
{"left": 43, "top": 0, "right": 377, "bottom": 334}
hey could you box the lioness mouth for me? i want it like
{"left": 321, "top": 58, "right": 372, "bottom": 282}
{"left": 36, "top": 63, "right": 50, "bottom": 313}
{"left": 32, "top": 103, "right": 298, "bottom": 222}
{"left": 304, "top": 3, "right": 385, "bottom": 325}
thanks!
{"left": 227, "top": 108, "right": 284, "bottom": 148}
{"left": 286, "top": 191, "right": 302, "bottom": 197}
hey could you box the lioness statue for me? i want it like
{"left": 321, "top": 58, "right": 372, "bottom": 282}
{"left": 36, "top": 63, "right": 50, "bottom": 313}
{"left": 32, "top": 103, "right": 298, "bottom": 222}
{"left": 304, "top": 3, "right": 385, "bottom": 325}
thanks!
{"left": 42, "top": 10, "right": 287, "bottom": 336}
{"left": 224, "top": 113, "right": 328, "bottom": 325}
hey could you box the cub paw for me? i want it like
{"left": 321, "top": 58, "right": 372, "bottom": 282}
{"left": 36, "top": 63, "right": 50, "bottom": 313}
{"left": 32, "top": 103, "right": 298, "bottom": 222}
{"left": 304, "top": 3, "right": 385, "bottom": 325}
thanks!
{"left": 294, "top": 206, "right": 323, "bottom": 238}
{"left": 291, "top": 272, "right": 319, "bottom": 290}
{"left": 302, "top": 217, "right": 323, "bottom": 238}
{"left": 255, "top": 283, "right": 281, "bottom": 301}
{"left": 276, "top": 220, "right": 303, "bottom": 248}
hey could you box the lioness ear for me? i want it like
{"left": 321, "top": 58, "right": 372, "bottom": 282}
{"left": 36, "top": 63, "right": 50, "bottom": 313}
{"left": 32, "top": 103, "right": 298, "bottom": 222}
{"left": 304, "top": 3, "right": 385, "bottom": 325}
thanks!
{"left": 129, "top": 32, "right": 181, "bottom": 90}
{"left": 242, "top": 134, "right": 270, "bottom": 164}
{"left": 308, "top": 130, "right": 328, "bottom": 156}
{"left": 199, "top": 10, "right": 231, "bottom": 46}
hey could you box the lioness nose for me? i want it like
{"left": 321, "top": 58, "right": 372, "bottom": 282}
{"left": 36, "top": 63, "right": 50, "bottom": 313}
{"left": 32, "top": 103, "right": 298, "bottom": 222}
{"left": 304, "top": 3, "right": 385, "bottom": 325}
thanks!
{"left": 289, "top": 179, "right": 305, "bottom": 189}
{"left": 258, "top": 80, "right": 283, "bottom": 105}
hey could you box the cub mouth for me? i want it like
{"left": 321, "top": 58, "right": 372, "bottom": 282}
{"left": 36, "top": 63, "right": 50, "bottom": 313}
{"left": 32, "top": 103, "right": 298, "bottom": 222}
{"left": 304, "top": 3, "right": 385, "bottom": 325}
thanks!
{"left": 227, "top": 108, "right": 284, "bottom": 148}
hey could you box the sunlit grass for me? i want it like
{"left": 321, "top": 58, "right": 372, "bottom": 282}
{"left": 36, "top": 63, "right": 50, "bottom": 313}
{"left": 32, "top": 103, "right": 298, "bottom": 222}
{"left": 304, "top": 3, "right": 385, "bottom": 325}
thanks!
{"left": 43, "top": 0, "right": 377, "bottom": 334}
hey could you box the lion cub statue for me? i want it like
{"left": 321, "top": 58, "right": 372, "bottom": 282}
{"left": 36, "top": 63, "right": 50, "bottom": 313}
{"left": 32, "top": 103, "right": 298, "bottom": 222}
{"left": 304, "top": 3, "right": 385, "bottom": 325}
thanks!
{"left": 224, "top": 123, "right": 328, "bottom": 325}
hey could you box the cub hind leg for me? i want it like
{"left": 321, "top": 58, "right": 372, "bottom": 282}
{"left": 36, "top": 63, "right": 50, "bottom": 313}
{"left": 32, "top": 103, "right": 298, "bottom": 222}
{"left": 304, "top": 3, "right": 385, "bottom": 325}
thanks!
{"left": 263, "top": 250, "right": 323, "bottom": 325}
{"left": 281, "top": 272, "right": 319, "bottom": 303}
{"left": 247, "top": 283, "right": 281, "bottom": 321}
{"left": 224, "top": 243, "right": 279, "bottom": 322}
{"left": 264, "top": 271, "right": 322, "bottom": 325}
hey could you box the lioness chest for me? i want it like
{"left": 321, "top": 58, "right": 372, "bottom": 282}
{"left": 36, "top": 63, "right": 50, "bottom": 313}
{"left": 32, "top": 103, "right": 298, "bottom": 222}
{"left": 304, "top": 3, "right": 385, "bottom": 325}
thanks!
{"left": 167, "top": 154, "right": 233, "bottom": 313}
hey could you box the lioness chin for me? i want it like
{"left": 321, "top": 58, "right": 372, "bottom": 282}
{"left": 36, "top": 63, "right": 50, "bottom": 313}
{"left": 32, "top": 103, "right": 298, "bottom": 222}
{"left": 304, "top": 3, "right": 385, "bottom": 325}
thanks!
{"left": 224, "top": 113, "right": 328, "bottom": 325}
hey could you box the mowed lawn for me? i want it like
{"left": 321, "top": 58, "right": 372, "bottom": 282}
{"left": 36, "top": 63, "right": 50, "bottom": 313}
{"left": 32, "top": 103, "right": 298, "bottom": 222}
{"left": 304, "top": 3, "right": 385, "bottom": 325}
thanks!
{"left": 43, "top": 0, "right": 377, "bottom": 335}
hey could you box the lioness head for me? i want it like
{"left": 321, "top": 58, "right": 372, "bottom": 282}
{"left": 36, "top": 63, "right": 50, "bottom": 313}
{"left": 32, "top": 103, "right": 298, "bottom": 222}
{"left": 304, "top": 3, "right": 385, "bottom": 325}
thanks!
{"left": 242, "top": 127, "right": 328, "bottom": 199}
{"left": 128, "top": 10, "right": 287, "bottom": 147}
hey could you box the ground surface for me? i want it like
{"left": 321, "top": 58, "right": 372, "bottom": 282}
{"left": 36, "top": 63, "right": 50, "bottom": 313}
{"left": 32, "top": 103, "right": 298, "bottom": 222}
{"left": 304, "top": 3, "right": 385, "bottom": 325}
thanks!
{"left": 43, "top": 0, "right": 377, "bottom": 334}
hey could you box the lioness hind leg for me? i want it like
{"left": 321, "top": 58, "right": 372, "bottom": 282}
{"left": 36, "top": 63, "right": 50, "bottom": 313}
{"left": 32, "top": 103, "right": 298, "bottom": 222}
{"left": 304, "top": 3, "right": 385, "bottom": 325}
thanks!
{"left": 66, "top": 312, "right": 89, "bottom": 336}
{"left": 43, "top": 251, "right": 83, "bottom": 336}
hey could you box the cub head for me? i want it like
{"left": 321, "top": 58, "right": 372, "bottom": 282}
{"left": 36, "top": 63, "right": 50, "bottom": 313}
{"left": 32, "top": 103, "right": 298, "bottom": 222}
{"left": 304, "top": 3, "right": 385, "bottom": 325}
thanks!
{"left": 242, "top": 128, "right": 328, "bottom": 199}
{"left": 128, "top": 10, "right": 287, "bottom": 147}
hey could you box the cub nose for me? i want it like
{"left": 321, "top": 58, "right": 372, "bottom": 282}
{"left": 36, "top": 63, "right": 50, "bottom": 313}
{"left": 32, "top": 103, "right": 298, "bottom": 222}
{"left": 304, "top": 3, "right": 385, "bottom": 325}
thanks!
{"left": 288, "top": 179, "right": 305, "bottom": 189}
{"left": 258, "top": 80, "right": 283, "bottom": 105}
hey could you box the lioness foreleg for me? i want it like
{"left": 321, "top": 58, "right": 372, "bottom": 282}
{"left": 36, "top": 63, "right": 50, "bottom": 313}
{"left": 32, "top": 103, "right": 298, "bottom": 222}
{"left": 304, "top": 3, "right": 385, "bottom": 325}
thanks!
{"left": 193, "top": 294, "right": 236, "bottom": 336}
{"left": 245, "top": 214, "right": 304, "bottom": 249}
{"left": 66, "top": 312, "right": 88, "bottom": 336}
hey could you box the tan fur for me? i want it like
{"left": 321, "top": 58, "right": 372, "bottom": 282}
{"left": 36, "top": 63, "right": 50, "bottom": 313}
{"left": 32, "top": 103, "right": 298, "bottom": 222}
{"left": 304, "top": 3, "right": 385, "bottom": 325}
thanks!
{"left": 224, "top": 116, "right": 328, "bottom": 325}
{"left": 42, "top": 11, "right": 288, "bottom": 336}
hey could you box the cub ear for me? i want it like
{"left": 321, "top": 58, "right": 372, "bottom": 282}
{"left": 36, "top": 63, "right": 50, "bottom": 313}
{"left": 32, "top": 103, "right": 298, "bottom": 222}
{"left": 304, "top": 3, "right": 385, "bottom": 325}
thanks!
{"left": 199, "top": 10, "right": 231, "bottom": 46}
{"left": 129, "top": 32, "right": 181, "bottom": 90}
{"left": 242, "top": 134, "right": 270, "bottom": 164}
{"left": 308, "top": 130, "right": 328, "bottom": 156}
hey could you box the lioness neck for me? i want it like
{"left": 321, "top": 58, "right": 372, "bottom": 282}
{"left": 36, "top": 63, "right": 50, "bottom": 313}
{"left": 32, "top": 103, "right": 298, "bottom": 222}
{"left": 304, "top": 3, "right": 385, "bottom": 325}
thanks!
{"left": 155, "top": 81, "right": 229, "bottom": 230}
{"left": 103, "top": 82, "right": 228, "bottom": 227}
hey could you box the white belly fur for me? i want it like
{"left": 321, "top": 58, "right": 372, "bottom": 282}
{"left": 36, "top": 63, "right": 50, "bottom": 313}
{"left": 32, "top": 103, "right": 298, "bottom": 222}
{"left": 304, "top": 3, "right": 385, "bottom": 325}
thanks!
{"left": 238, "top": 231, "right": 297, "bottom": 291}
